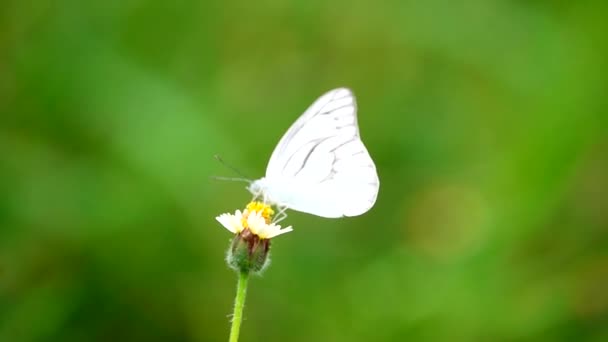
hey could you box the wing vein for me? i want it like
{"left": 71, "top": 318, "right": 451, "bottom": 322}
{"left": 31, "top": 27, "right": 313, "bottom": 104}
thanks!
{"left": 293, "top": 136, "right": 334, "bottom": 177}
{"left": 320, "top": 103, "right": 353, "bottom": 115}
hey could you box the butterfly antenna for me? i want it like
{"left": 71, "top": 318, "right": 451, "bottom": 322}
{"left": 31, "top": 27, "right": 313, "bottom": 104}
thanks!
{"left": 213, "top": 154, "right": 252, "bottom": 183}
{"left": 210, "top": 176, "right": 252, "bottom": 183}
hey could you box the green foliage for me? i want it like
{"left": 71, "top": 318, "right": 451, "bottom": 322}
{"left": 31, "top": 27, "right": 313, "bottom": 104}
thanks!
{"left": 1, "top": 0, "right": 607, "bottom": 341}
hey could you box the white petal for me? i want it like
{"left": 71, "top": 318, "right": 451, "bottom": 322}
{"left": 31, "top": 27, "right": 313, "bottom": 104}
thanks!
{"left": 216, "top": 213, "right": 243, "bottom": 234}
{"left": 244, "top": 211, "right": 293, "bottom": 239}
{"left": 246, "top": 212, "right": 266, "bottom": 236}
{"left": 265, "top": 225, "right": 293, "bottom": 239}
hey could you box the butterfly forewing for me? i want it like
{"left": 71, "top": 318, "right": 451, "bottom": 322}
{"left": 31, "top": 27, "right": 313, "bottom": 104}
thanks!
{"left": 266, "top": 89, "right": 355, "bottom": 177}
{"left": 262, "top": 88, "right": 379, "bottom": 218}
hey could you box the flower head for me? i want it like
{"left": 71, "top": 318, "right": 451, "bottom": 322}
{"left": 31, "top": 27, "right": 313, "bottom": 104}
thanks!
{"left": 216, "top": 201, "right": 292, "bottom": 274}
{"left": 216, "top": 202, "right": 292, "bottom": 240}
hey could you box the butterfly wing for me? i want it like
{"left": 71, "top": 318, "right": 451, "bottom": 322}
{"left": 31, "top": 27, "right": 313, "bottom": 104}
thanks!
{"left": 264, "top": 88, "right": 379, "bottom": 217}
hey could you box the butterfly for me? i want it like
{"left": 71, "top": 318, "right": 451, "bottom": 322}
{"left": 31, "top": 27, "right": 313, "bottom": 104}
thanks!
{"left": 248, "top": 88, "right": 379, "bottom": 219}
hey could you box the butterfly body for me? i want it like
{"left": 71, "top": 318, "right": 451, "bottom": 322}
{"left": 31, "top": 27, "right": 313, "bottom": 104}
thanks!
{"left": 248, "top": 88, "right": 379, "bottom": 218}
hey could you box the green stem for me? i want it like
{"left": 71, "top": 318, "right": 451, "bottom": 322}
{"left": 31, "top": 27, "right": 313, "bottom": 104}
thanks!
{"left": 229, "top": 271, "right": 249, "bottom": 342}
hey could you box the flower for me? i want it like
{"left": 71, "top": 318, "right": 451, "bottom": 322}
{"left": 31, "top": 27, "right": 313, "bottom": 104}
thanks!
{"left": 217, "top": 202, "right": 292, "bottom": 274}
{"left": 216, "top": 202, "right": 292, "bottom": 240}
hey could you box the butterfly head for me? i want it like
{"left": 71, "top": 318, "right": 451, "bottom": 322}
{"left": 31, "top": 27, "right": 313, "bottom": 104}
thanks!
{"left": 247, "top": 178, "right": 268, "bottom": 198}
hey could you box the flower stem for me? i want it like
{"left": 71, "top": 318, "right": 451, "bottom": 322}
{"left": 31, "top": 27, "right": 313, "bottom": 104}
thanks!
{"left": 229, "top": 271, "right": 249, "bottom": 342}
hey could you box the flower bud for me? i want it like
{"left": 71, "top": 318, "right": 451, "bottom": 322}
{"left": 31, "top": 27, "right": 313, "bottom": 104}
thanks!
{"left": 227, "top": 228, "right": 270, "bottom": 274}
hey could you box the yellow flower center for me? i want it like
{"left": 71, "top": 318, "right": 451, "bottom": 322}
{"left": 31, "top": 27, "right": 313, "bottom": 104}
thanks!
{"left": 246, "top": 201, "right": 274, "bottom": 223}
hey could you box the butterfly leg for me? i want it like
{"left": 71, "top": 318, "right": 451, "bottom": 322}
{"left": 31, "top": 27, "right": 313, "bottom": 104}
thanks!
{"left": 251, "top": 188, "right": 263, "bottom": 202}
{"left": 273, "top": 205, "right": 288, "bottom": 224}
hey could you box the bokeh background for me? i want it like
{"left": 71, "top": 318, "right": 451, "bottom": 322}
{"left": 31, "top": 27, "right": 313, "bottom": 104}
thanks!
{"left": 1, "top": 0, "right": 607, "bottom": 341}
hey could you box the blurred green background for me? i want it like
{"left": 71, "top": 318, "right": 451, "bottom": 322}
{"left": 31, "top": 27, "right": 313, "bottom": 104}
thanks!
{"left": 1, "top": 0, "right": 607, "bottom": 341}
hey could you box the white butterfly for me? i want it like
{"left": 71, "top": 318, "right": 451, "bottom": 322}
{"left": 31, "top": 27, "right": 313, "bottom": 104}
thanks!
{"left": 248, "top": 88, "right": 379, "bottom": 219}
